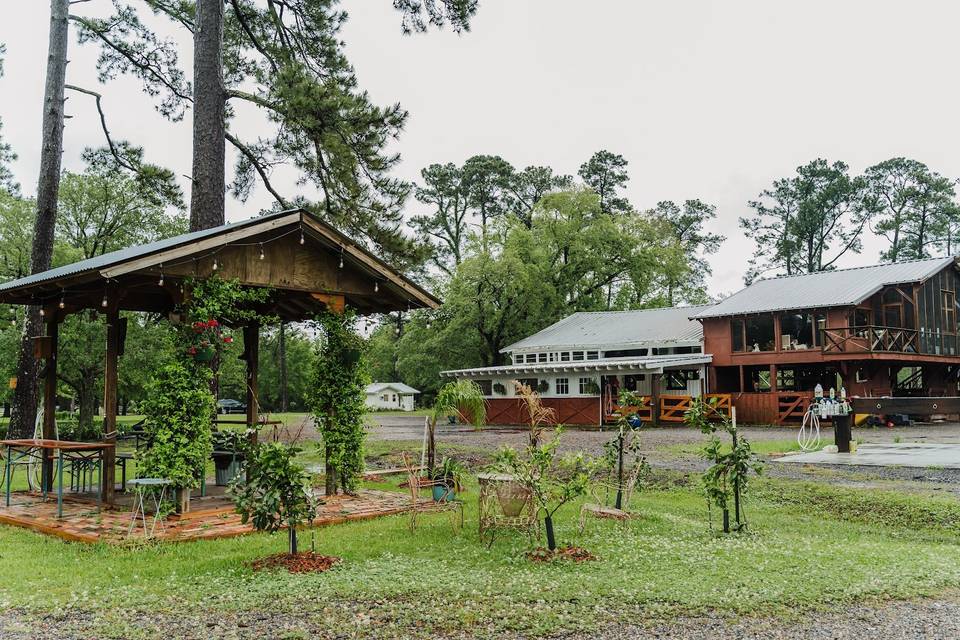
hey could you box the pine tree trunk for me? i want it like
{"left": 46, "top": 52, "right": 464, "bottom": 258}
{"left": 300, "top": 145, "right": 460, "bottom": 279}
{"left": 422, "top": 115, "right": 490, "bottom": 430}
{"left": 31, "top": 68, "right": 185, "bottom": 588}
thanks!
{"left": 9, "top": 0, "right": 69, "bottom": 440}
{"left": 189, "top": 0, "right": 225, "bottom": 232}
{"left": 279, "top": 322, "right": 288, "bottom": 412}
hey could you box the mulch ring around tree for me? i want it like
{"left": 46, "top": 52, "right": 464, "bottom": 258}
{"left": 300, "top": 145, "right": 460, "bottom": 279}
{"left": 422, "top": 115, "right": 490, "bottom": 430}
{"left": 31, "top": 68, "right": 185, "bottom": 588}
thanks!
{"left": 251, "top": 552, "right": 341, "bottom": 573}
{"left": 526, "top": 546, "right": 596, "bottom": 563}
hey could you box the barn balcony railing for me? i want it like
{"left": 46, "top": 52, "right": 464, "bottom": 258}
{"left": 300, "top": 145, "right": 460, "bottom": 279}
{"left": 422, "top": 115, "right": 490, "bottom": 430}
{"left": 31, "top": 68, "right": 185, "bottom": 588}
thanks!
{"left": 820, "top": 325, "right": 919, "bottom": 354}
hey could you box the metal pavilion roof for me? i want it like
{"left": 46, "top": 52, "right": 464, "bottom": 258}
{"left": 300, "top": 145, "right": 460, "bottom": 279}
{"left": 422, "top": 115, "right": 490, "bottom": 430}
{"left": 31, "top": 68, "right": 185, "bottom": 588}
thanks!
{"left": 441, "top": 353, "right": 713, "bottom": 378}
{"left": 691, "top": 257, "right": 957, "bottom": 319}
{"left": 502, "top": 305, "right": 711, "bottom": 354}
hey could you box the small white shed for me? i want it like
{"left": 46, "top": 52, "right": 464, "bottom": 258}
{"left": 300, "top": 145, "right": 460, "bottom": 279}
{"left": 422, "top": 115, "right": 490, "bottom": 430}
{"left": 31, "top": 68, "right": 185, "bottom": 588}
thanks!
{"left": 365, "top": 382, "right": 420, "bottom": 411}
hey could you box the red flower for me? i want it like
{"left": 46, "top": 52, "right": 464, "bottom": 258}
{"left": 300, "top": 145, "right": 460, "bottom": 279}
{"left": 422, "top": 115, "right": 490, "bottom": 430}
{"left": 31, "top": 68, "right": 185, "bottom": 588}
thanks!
{"left": 187, "top": 346, "right": 197, "bottom": 355}
{"left": 223, "top": 336, "right": 234, "bottom": 344}
{"left": 207, "top": 319, "right": 219, "bottom": 327}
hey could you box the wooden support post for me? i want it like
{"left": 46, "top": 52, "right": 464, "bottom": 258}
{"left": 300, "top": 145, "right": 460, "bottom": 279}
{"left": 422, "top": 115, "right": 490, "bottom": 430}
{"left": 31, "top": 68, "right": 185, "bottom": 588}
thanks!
{"left": 244, "top": 321, "right": 260, "bottom": 430}
{"left": 651, "top": 372, "right": 661, "bottom": 426}
{"left": 41, "top": 315, "right": 58, "bottom": 491}
{"left": 738, "top": 365, "right": 745, "bottom": 393}
{"left": 769, "top": 364, "right": 778, "bottom": 393}
{"left": 101, "top": 306, "right": 119, "bottom": 505}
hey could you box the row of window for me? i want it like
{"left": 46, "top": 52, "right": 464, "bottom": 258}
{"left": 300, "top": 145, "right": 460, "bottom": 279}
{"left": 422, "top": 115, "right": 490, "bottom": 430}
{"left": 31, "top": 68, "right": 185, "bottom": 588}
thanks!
{"left": 511, "top": 345, "right": 701, "bottom": 364}
{"left": 472, "top": 370, "right": 699, "bottom": 396}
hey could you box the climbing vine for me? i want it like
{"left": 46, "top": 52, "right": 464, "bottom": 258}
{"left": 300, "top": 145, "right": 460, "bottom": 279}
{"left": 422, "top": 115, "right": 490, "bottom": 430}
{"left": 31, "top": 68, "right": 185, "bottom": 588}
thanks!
{"left": 308, "top": 309, "right": 368, "bottom": 494}
{"left": 138, "top": 276, "right": 274, "bottom": 501}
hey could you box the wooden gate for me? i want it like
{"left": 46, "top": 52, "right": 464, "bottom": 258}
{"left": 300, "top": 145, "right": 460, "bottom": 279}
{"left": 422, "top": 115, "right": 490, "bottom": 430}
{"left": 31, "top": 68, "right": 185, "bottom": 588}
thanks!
{"left": 659, "top": 395, "right": 692, "bottom": 422}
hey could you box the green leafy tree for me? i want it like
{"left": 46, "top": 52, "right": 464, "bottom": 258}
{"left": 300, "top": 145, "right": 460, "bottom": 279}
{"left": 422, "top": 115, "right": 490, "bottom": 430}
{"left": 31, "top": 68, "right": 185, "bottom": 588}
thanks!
{"left": 74, "top": 0, "right": 479, "bottom": 261}
{"left": 411, "top": 162, "right": 472, "bottom": 273}
{"left": 508, "top": 165, "right": 571, "bottom": 228}
{"left": 684, "top": 398, "right": 763, "bottom": 533}
{"left": 309, "top": 310, "right": 368, "bottom": 495}
{"left": 463, "top": 154, "right": 516, "bottom": 240}
{"left": 863, "top": 157, "right": 960, "bottom": 261}
{"left": 0, "top": 44, "right": 17, "bottom": 194}
{"left": 649, "top": 199, "right": 724, "bottom": 305}
{"left": 230, "top": 441, "right": 317, "bottom": 555}
{"left": 578, "top": 150, "right": 630, "bottom": 214}
{"left": 741, "top": 159, "right": 869, "bottom": 283}
{"left": 495, "top": 429, "right": 591, "bottom": 551}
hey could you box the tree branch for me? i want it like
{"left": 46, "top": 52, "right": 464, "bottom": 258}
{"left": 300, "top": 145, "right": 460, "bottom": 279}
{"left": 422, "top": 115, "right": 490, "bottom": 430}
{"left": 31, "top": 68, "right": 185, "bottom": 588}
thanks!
{"left": 65, "top": 84, "right": 137, "bottom": 174}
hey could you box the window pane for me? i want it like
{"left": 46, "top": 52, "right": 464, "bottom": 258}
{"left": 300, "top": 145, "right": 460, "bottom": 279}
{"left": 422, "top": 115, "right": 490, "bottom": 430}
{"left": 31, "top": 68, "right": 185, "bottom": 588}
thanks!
{"left": 745, "top": 316, "right": 775, "bottom": 351}
{"left": 560, "top": 352, "right": 571, "bottom": 362}
{"left": 731, "top": 319, "right": 744, "bottom": 352}
{"left": 476, "top": 380, "right": 492, "bottom": 395}
{"left": 556, "top": 378, "right": 568, "bottom": 394}
{"left": 572, "top": 351, "right": 584, "bottom": 361}
{"left": 586, "top": 351, "right": 599, "bottom": 360}
{"left": 780, "top": 311, "right": 813, "bottom": 350}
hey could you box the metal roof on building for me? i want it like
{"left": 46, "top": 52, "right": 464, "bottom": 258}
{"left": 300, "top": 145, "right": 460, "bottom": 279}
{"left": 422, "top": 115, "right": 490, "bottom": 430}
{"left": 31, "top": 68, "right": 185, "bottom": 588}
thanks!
{"left": 441, "top": 353, "right": 713, "bottom": 378}
{"left": 692, "top": 257, "right": 957, "bottom": 319}
{"left": 502, "top": 305, "right": 711, "bottom": 353}
{"left": 365, "top": 382, "right": 420, "bottom": 395}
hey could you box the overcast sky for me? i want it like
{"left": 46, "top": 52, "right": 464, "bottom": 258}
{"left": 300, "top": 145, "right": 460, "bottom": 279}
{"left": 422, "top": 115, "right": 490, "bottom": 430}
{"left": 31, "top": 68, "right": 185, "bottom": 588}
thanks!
{"left": 3, "top": 0, "right": 960, "bottom": 295}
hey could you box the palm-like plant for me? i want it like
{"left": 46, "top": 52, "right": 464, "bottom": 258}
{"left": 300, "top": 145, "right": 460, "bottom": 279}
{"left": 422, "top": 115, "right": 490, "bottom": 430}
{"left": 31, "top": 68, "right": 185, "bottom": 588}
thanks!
{"left": 427, "top": 380, "right": 486, "bottom": 472}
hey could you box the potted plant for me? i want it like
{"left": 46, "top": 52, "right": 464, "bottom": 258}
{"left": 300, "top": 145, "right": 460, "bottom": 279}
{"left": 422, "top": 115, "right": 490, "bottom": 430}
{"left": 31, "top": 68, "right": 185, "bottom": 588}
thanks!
{"left": 428, "top": 457, "right": 466, "bottom": 501}
{"left": 426, "top": 381, "right": 486, "bottom": 474}
{"left": 211, "top": 430, "right": 246, "bottom": 486}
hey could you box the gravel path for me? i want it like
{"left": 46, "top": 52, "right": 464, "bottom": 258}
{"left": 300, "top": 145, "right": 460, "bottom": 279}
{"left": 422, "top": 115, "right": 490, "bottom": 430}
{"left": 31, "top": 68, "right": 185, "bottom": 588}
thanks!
{"left": 2, "top": 595, "right": 958, "bottom": 639}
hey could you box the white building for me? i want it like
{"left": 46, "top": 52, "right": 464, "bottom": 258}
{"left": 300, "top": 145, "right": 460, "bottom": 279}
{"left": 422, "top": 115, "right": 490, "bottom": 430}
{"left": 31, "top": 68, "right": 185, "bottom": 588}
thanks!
{"left": 440, "top": 305, "right": 714, "bottom": 425}
{"left": 365, "top": 382, "right": 420, "bottom": 411}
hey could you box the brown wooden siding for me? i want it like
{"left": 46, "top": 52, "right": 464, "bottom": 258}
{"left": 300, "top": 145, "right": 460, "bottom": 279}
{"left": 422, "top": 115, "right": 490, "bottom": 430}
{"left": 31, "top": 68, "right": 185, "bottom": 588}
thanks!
{"left": 484, "top": 397, "right": 600, "bottom": 426}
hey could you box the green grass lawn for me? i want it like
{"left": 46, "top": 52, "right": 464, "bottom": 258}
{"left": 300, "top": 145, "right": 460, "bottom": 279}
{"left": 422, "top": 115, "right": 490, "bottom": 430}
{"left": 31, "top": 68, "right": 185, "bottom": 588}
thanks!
{"left": 666, "top": 437, "right": 806, "bottom": 457}
{"left": 1, "top": 465, "right": 959, "bottom": 638}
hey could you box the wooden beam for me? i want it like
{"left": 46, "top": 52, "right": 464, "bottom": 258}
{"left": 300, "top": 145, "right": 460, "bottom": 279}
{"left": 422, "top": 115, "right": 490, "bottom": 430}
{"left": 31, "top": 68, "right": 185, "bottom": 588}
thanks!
{"left": 99, "top": 213, "right": 300, "bottom": 279}
{"left": 310, "top": 292, "right": 345, "bottom": 314}
{"left": 101, "top": 306, "right": 119, "bottom": 505}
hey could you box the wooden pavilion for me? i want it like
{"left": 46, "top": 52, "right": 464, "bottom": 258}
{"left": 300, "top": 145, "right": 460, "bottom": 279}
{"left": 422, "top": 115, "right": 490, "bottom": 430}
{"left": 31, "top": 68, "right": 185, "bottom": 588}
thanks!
{"left": 0, "top": 208, "right": 439, "bottom": 505}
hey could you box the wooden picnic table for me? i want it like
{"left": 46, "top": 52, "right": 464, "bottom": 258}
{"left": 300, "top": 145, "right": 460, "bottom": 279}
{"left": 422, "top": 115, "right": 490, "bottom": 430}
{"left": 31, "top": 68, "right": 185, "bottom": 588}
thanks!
{"left": 0, "top": 439, "right": 115, "bottom": 518}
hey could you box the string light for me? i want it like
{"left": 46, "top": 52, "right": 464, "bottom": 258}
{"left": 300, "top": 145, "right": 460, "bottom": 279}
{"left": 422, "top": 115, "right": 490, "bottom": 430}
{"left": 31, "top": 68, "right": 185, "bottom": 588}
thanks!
{"left": 299, "top": 229, "right": 305, "bottom": 245}
{"left": 39, "top": 308, "right": 45, "bottom": 317}
{"left": 212, "top": 258, "right": 218, "bottom": 271}
{"left": 259, "top": 244, "right": 265, "bottom": 260}
{"left": 58, "top": 295, "right": 65, "bottom": 310}
{"left": 374, "top": 281, "right": 379, "bottom": 293}
{"left": 101, "top": 295, "right": 108, "bottom": 308}
{"left": 338, "top": 247, "right": 344, "bottom": 269}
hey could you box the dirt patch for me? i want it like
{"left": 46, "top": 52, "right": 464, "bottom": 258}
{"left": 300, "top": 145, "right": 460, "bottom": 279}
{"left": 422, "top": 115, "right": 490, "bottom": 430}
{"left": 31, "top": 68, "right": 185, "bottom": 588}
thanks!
{"left": 250, "top": 552, "right": 340, "bottom": 573}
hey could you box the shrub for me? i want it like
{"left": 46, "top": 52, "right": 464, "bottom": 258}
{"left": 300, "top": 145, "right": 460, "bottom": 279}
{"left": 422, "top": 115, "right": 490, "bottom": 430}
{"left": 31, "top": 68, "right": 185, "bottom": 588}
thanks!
{"left": 230, "top": 441, "right": 317, "bottom": 555}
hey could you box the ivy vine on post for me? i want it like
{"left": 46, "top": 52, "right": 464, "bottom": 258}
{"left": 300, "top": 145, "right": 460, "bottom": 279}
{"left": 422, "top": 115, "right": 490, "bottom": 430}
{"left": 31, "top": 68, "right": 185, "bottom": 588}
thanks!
{"left": 684, "top": 399, "right": 763, "bottom": 533}
{"left": 138, "top": 276, "right": 274, "bottom": 512}
{"left": 309, "top": 309, "right": 368, "bottom": 496}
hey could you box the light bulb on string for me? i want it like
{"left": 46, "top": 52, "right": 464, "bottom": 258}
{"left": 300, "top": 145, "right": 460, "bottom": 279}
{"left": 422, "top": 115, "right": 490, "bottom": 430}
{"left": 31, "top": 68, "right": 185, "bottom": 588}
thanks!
{"left": 338, "top": 248, "right": 344, "bottom": 269}
{"left": 101, "top": 295, "right": 108, "bottom": 308}
{"left": 299, "top": 229, "right": 305, "bottom": 245}
{"left": 374, "top": 281, "right": 379, "bottom": 293}
{"left": 212, "top": 257, "right": 219, "bottom": 271}
{"left": 39, "top": 308, "right": 45, "bottom": 317}
{"left": 259, "top": 244, "right": 265, "bottom": 260}
{"left": 58, "top": 296, "right": 65, "bottom": 310}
